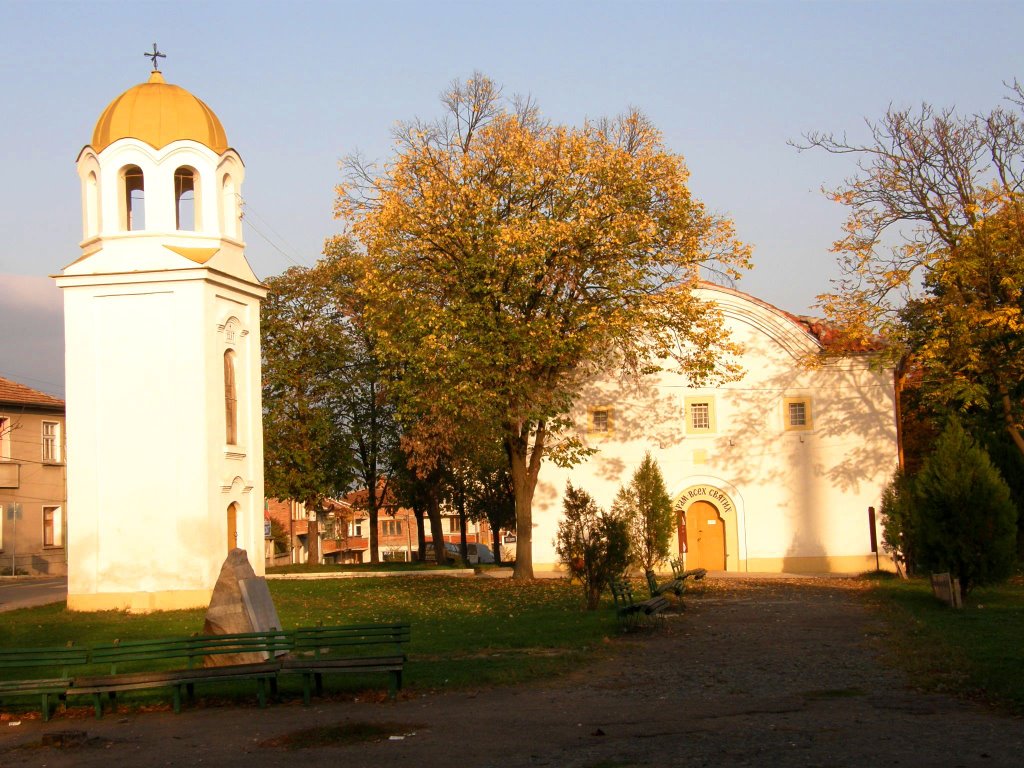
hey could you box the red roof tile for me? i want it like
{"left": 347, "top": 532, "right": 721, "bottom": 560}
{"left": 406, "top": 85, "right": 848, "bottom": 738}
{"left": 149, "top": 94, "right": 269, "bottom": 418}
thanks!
{"left": 0, "top": 376, "right": 65, "bottom": 410}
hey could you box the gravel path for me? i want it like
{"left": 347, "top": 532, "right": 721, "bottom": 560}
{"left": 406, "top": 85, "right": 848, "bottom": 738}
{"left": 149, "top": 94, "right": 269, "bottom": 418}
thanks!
{"left": 2, "top": 577, "right": 1023, "bottom": 767}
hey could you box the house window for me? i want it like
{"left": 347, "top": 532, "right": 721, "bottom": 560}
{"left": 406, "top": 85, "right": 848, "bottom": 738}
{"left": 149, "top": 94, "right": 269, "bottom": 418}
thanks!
{"left": 449, "top": 517, "right": 462, "bottom": 533}
{"left": 588, "top": 407, "right": 613, "bottom": 435}
{"left": 351, "top": 520, "right": 363, "bottom": 537}
{"left": 0, "top": 416, "right": 10, "bottom": 460}
{"left": 43, "top": 506, "right": 62, "bottom": 548}
{"left": 685, "top": 397, "right": 716, "bottom": 434}
{"left": 382, "top": 519, "right": 403, "bottom": 536}
{"left": 784, "top": 397, "right": 813, "bottom": 431}
{"left": 224, "top": 350, "right": 238, "bottom": 445}
{"left": 41, "top": 421, "right": 60, "bottom": 463}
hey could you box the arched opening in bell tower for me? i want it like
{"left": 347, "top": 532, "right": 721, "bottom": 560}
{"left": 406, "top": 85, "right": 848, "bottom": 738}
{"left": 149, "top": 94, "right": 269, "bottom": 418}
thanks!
{"left": 84, "top": 171, "right": 99, "bottom": 237}
{"left": 174, "top": 166, "right": 200, "bottom": 231}
{"left": 120, "top": 164, "right": 145, "bottom": 230}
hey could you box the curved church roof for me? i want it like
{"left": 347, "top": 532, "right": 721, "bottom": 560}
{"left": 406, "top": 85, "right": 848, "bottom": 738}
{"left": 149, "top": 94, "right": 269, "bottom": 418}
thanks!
{"left": 90, "top": 70, "right": 228, "bottom": 153}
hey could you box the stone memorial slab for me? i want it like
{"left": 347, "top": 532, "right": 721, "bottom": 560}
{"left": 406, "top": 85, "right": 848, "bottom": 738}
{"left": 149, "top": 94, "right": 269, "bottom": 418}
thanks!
{"left": 239, "top": 577, "right": 283, "bottom": 634}
{"left": 202, "top": 548, "right": 283, "bottom": 665}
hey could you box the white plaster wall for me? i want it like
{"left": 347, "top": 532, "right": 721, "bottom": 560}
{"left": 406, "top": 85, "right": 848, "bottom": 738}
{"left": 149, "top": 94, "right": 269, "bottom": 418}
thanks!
{"left": 531, "top": 286, "right": 897, "bottom": 572}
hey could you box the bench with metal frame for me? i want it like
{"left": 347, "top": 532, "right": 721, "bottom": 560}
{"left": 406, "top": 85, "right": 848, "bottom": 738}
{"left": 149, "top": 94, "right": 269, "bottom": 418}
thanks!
{"left": 669, "top": 558, "right": 708, "bottom": 584}
{"left": 610, "top": 578, "right": 669, "bottom": 627}
{"left": 0, "top": 645, "right": 89, "bottom": 721}
{"left": 280, "top": 622, "right": 410, "bottom": 704}
{"left": 67, "top": 630, "right": 290, "bottom": 718}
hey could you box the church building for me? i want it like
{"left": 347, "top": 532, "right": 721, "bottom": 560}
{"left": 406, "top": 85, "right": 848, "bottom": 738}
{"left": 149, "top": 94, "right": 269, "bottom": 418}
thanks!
{"left": 532, "top": 284, "right": 898, "bottom": 574}
{"left": 54, "top": 60, "right": 266, "bottom": 611}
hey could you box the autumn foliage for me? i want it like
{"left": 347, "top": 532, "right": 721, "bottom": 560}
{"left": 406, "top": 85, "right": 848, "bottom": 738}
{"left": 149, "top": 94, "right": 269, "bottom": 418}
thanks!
{"left": 330, "top": 73, "right": 749, "bottom": 577}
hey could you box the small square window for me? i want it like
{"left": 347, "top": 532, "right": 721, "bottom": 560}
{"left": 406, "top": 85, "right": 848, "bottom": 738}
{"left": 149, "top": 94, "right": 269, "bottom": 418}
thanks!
{"left": 783, "top": 397, "right": 813, "bottom": 431}
{"left": 0, "top": 416, "right": 10, "bottom": 460}
{"left": 588, "top": 407, "right": 613, "bottom": 435}
{"left": 685, "top": 397, "right": 716, "bottom": 434}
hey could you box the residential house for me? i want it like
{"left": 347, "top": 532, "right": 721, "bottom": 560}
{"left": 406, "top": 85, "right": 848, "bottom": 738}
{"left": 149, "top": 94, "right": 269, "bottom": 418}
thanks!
{"left": 0, "top": 376, "right": 67, "bottom": 575}
{"left": 265, "top": 491, "right": 496, "bottom": 566}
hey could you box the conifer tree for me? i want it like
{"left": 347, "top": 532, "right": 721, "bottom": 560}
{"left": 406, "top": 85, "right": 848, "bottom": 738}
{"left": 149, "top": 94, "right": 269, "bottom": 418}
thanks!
{"left": 912, "top": 418, "right": 1017, "bottom": 594}
{"left": 612, "top": 453, "right": 674, "bottom": 572}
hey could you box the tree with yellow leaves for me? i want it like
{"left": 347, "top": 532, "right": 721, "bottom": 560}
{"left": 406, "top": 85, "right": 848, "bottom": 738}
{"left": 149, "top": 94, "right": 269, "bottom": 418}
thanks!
{"left": 800, "top": 83, "right": 1024, "bottom": 459}
{"left": 330, "top": 73, "right": 749, "bottom": 578}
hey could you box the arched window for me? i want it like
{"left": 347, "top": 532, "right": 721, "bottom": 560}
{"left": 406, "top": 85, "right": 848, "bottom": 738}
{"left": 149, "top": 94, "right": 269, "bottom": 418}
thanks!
{"left": 174, "top": 166, "right": 199, "bottom": 231}
{"left": 85, "top": 171, "right": 99, "bottom": 237}
{"left": 221, "top": 173, "right": 239, "bottom": 238}
{"left": 226, "top": 502, "right": 239, "bottom": 553}
{"left": 224, "top": 349, "right": 238, "bottom": 445}
{"left": 120, "top": 164, "right": 145, "bottom": 230}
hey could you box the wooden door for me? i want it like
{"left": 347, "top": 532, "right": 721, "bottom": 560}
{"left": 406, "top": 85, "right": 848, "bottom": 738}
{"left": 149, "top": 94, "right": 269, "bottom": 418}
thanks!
{"left": 687, "top": 500, "right": 726, "bottom": 570}
{"left": 227, "top": 504, "right": 238, "bottom": 553}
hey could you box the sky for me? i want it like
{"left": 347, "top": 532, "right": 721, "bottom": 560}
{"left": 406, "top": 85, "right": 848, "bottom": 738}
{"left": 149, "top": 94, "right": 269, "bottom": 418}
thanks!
{"left": 1, "top": 0, "right": 1022, "bottom": 397}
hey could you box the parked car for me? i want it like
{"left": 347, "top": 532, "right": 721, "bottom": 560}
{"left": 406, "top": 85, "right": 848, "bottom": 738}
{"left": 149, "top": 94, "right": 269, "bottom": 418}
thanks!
{"left": 422, "top": 542, "right": 459, "bottom": 564}
{"left": 466, "top": 543, "right": 495, "bottom": 564}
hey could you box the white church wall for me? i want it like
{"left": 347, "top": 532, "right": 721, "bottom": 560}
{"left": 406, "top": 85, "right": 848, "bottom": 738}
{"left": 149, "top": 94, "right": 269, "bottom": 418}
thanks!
{"left": 530, "top": 286, "right": 897, "bottom": 574}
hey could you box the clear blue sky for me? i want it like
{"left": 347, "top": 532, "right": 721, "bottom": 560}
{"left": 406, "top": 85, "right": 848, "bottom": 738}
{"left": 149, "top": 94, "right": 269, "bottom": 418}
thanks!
{"left": 2, "top": 0, "right": 1021, "bottom": 396}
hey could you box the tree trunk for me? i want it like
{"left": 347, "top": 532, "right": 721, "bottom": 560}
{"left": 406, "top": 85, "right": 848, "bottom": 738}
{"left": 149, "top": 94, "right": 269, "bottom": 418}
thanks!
{"left": 307, "top": 516, "right": 320, "bottom": 565}
{"left": 425, "top": 482, "right": 447, "bottom": 563}
{"left": 415, "top": 506, "right": 426, "bottom": 561}
{"left": 368, "top": 507, "right": 380, "bottom": 563}
{"left": 506, "top": 419, "right": 547, "bottom": 580}
{"left": 998, "top": 382, "right": 1024, "bottom": 458}
{"left": 456, "top": 484, "right": 469, "bottom": 564}
{"left": 492, "top": 526, "right": 503, "bottom": 566}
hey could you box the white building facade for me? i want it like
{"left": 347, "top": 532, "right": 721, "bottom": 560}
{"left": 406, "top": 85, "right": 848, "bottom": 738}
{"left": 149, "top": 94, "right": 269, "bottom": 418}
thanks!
{"left": 55, "top": 67, "right": 266, "bottom": 611}
{"left": 532, "top": 285, "right": 898, "bottom": 574}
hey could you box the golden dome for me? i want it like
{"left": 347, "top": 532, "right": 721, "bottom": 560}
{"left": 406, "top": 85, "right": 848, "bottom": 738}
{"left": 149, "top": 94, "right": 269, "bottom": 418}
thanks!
{"left": 91, "top": 71, "right": 228, "bottom": 153}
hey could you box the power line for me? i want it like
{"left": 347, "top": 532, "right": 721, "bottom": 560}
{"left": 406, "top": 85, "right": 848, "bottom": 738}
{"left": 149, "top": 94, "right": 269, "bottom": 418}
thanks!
{"left": 239, "top": 195, "right": 312, "bottom": 270}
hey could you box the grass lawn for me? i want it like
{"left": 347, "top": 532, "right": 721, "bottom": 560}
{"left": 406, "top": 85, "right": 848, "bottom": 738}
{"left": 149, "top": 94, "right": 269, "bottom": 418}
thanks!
{"left": 0, "top": 576, "right": 620, "bottom": 714}
{"left": 867, "top": 574, "right": 1024, "bottom": 714}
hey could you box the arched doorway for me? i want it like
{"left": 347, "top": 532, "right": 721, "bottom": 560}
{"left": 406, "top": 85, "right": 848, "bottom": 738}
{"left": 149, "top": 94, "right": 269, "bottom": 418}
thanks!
{"left": 683, "top": 500, "right": 726, "bottom": 570}
{"left": 226, "top": 502, "right": 239, "bottom": 553}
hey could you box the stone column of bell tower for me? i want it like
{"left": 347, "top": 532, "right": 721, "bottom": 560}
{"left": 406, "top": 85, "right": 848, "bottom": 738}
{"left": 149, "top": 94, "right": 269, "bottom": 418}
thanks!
{"left": 54, "top": 63, "right": 267, "bottom": 612}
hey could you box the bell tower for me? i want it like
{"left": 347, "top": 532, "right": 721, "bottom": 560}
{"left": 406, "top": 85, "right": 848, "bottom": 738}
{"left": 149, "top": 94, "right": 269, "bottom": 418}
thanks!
{"left": 55, "top": 55, "right": 267, "bottom": 612}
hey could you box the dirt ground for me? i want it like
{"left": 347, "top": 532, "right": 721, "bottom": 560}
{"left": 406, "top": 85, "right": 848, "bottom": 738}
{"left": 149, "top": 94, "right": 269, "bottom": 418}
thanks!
{"left": 2, "top": 577, "right": 1023, "bottom": 768}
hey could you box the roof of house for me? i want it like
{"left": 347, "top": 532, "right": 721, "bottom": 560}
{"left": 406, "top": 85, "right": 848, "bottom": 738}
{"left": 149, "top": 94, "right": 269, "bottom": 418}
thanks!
{"left": 0, "top": 376, "right": 65, "bottom": 410}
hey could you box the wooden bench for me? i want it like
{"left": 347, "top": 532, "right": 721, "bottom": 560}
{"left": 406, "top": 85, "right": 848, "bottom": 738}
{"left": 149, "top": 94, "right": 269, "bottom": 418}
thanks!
{"left": 0, "top": 645, "right": 89, "bottom": 721}
{"left": 66, "top": 630, "right": 290, "bottom": 718}
{"left": 610, "top": 578, "right": 669, "bottom": 626}
{"left": 280, "top": 623, "right": 410, "bottom": 704}
{"left": 669, "top": 558, "right": 708, "bottom": 583}
{"left": 645, "top": 569, "right": 684, "bottom": 597}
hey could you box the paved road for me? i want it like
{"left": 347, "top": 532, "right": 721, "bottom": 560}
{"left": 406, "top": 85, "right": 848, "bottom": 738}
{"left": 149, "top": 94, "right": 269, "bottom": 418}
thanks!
{"left": 0, "top": 577, "right": 66, "bottom": 612}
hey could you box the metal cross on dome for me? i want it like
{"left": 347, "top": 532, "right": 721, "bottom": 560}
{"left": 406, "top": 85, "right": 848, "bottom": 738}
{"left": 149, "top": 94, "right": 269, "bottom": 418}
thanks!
{"left": 144, "top": 43, "right": 166, "bottom": 72}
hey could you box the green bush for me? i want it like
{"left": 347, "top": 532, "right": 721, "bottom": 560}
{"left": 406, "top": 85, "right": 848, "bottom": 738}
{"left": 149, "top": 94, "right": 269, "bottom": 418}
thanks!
{"left": 611, "top": 452, "right": 673, "bottom": 572}
{"left": 880, "top": 468, "right": 916, "bottom": 576}
{"left": 554, "top": 482, "right": 631, "bottom": 610}
{"left": 912, "top": 418, "right": 1018, "bottom": 594}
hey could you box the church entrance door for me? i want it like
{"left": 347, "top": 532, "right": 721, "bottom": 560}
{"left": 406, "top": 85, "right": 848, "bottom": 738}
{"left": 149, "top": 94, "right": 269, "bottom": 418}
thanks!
{"left": 687, "top": 500, "right": 726, "bottom": 570}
